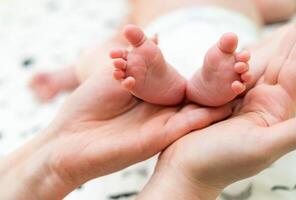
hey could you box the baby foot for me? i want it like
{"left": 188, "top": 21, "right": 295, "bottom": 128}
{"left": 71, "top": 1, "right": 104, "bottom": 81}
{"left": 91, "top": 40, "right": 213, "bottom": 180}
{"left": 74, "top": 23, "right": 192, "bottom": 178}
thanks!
{"left": 187, "top": 33, "right": 252, "bottom": 106}
{"left": 29, "top": 67, "right": 79, "bottom": 102}
{"left": 30, "top": 72, "right": 61, "bottom": 102}
{"left": 110, "top": 25, "right": 186, "bottom": 105}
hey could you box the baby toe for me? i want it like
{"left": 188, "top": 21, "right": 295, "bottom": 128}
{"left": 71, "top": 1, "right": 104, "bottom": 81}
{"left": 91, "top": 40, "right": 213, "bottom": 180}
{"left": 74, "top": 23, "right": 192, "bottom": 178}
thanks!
{"left": 122, "top": 76, "right": 136, "bottom": 90}
{"left": 113, "top": 58, "right": 127, "bottom": 70}
{"left": 113, "top": 69, "right": 126, "bottom": 80}
{"left": 110, "top": 48, "right": 128, "bottom": 60}
{"left": 123, "top": 24, "right": 147, "bottom": 48}
{"left": 236, "top": 50, "right": 251, "bottom": 62}
{"left": 218, "top": 32, "right": 238, "bottom": 54}
{"left": 234, "top": 62, "right": 249, "bottom": 74}
{"left": 150, "top": 34, "right": 159, "bottom": 45}
{"left": 232, "top": 81, "right": 246, "bottom": 95}
{"left": 241, "top": 72, "right": 253, "bottom": 83}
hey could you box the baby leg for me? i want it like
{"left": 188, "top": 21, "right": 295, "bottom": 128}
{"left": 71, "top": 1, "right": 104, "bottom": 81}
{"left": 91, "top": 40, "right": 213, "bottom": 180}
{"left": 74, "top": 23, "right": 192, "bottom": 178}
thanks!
{"left": 253, "top": 0, "right": 296, "bottom": 24}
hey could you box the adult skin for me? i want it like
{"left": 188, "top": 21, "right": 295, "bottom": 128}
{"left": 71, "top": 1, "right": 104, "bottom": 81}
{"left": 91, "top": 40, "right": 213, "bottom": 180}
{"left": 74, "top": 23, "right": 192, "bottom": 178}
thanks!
{"left": 2, "top": 25, "right": 296, "bottom": 200}
{"left": 0, "top": 66, "right": 230, "bottom": 199}
{"left": 137, "top": 24, "right": 296, "bottom": 200}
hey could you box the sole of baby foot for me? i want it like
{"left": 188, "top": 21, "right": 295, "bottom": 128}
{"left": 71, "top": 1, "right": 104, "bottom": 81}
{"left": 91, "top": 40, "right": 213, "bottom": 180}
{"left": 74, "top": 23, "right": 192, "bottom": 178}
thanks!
{"left": 110, "top": 24, "right": 186, "bottom": 105}
{"left": 187, "top": 33, "right": 252, "bottom": 107}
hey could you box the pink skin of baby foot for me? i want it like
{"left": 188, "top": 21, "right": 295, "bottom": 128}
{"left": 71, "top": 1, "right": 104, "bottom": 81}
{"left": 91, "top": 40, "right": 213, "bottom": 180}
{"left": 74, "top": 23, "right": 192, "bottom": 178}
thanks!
{"left": 187, "top": 33, "right": 253, "bottom": 107}
{"left": 110, "top": 25, "right": 186, "bottom": 106}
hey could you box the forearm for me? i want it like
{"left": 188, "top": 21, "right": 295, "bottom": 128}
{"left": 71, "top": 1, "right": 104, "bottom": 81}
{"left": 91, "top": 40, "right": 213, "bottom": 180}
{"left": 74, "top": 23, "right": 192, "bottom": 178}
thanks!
{"left": 0, "top": 126, "right": 74, "bottom": 200}
{"left": 137, "top": 166, "right": 221, "bottom": 200}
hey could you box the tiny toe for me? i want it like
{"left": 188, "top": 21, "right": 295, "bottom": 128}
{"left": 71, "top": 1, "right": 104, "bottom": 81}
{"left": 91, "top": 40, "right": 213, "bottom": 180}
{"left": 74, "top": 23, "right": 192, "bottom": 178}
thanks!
{"left": 123, "top": 24, "right": 147, "bottom": 47}
{"left": 110, "top": 48, "right": 128, "bottom": 59}
{"left": 218, "top": 32, "right": 238, "bottom": 54}
{"left": 234, "top": 62, "right": 249, "bottom": 74}
{"left": 151, "top": 34, "right": 159, "bottom": 45}
{"left": 241, "top": 72, "right": 253, "bottom": 83}
{"left": 122, "top": 76, "right": 136, "bottom": 90}
{"left": 232, "top": 81, "right": 246, "bottom": 95}
{"left": 236, "top": 50, "right": 251, "bottom": 62}
{"left": 113, "top": 58, "right": 127, "bottom": 70}
{"left": 113, "top": 70, "right": 125, "bottom": 80}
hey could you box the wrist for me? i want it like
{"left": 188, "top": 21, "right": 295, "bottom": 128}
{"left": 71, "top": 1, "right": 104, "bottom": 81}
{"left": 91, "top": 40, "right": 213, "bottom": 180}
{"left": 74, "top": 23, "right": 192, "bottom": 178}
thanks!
{"left": 137, "top": 164, "right": 222, "bottom": 200}
{"left": 0, "top": 125, "right": 76, "bottom": 200}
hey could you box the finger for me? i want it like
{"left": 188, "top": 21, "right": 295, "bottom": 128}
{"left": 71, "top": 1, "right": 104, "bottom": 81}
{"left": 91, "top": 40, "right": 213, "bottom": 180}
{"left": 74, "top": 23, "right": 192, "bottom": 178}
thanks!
{"left": 165, "top": 104, "right": 232, "bottom": 142}
{"left": 264, "top": 118, "right": 296, "bottom": 157}
{"left": 179, "top": 104, "right": 200, "bottom": 113}
{"left": 185, "top": 104, "right": 233, "bottom": 131}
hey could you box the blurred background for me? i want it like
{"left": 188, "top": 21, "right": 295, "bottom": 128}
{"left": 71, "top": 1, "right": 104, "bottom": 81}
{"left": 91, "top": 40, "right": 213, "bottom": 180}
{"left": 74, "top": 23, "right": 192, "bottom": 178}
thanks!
{"left": 0, "top": 0, "right": 296, "bottom": 200}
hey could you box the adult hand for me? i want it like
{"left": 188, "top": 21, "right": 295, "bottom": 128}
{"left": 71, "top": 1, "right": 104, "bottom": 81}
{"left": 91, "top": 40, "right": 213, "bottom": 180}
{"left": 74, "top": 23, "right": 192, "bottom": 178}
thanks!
{"left": 0, "top": 66, "right": 231, "bottom": 200}
{"left": 137, "top": 25, "right": 296, "bottom": 200}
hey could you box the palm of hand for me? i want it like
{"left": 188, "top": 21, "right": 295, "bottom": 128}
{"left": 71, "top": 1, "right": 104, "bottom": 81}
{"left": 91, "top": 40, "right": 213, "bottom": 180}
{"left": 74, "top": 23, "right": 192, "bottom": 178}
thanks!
{"left": 51, "top": 25, "right": 296, "bottom": 190}
{"left": 157, "top": 27, "right": 296, "bottom": 189}
{"left": 49, "top": 64, "right": 231, "bottom": 186}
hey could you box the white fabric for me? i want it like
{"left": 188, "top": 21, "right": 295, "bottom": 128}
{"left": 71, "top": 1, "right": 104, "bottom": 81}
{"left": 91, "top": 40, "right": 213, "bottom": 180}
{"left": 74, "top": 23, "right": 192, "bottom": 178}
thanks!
{"left": 145, "top": 6, "right": 259, "bottom": 79}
